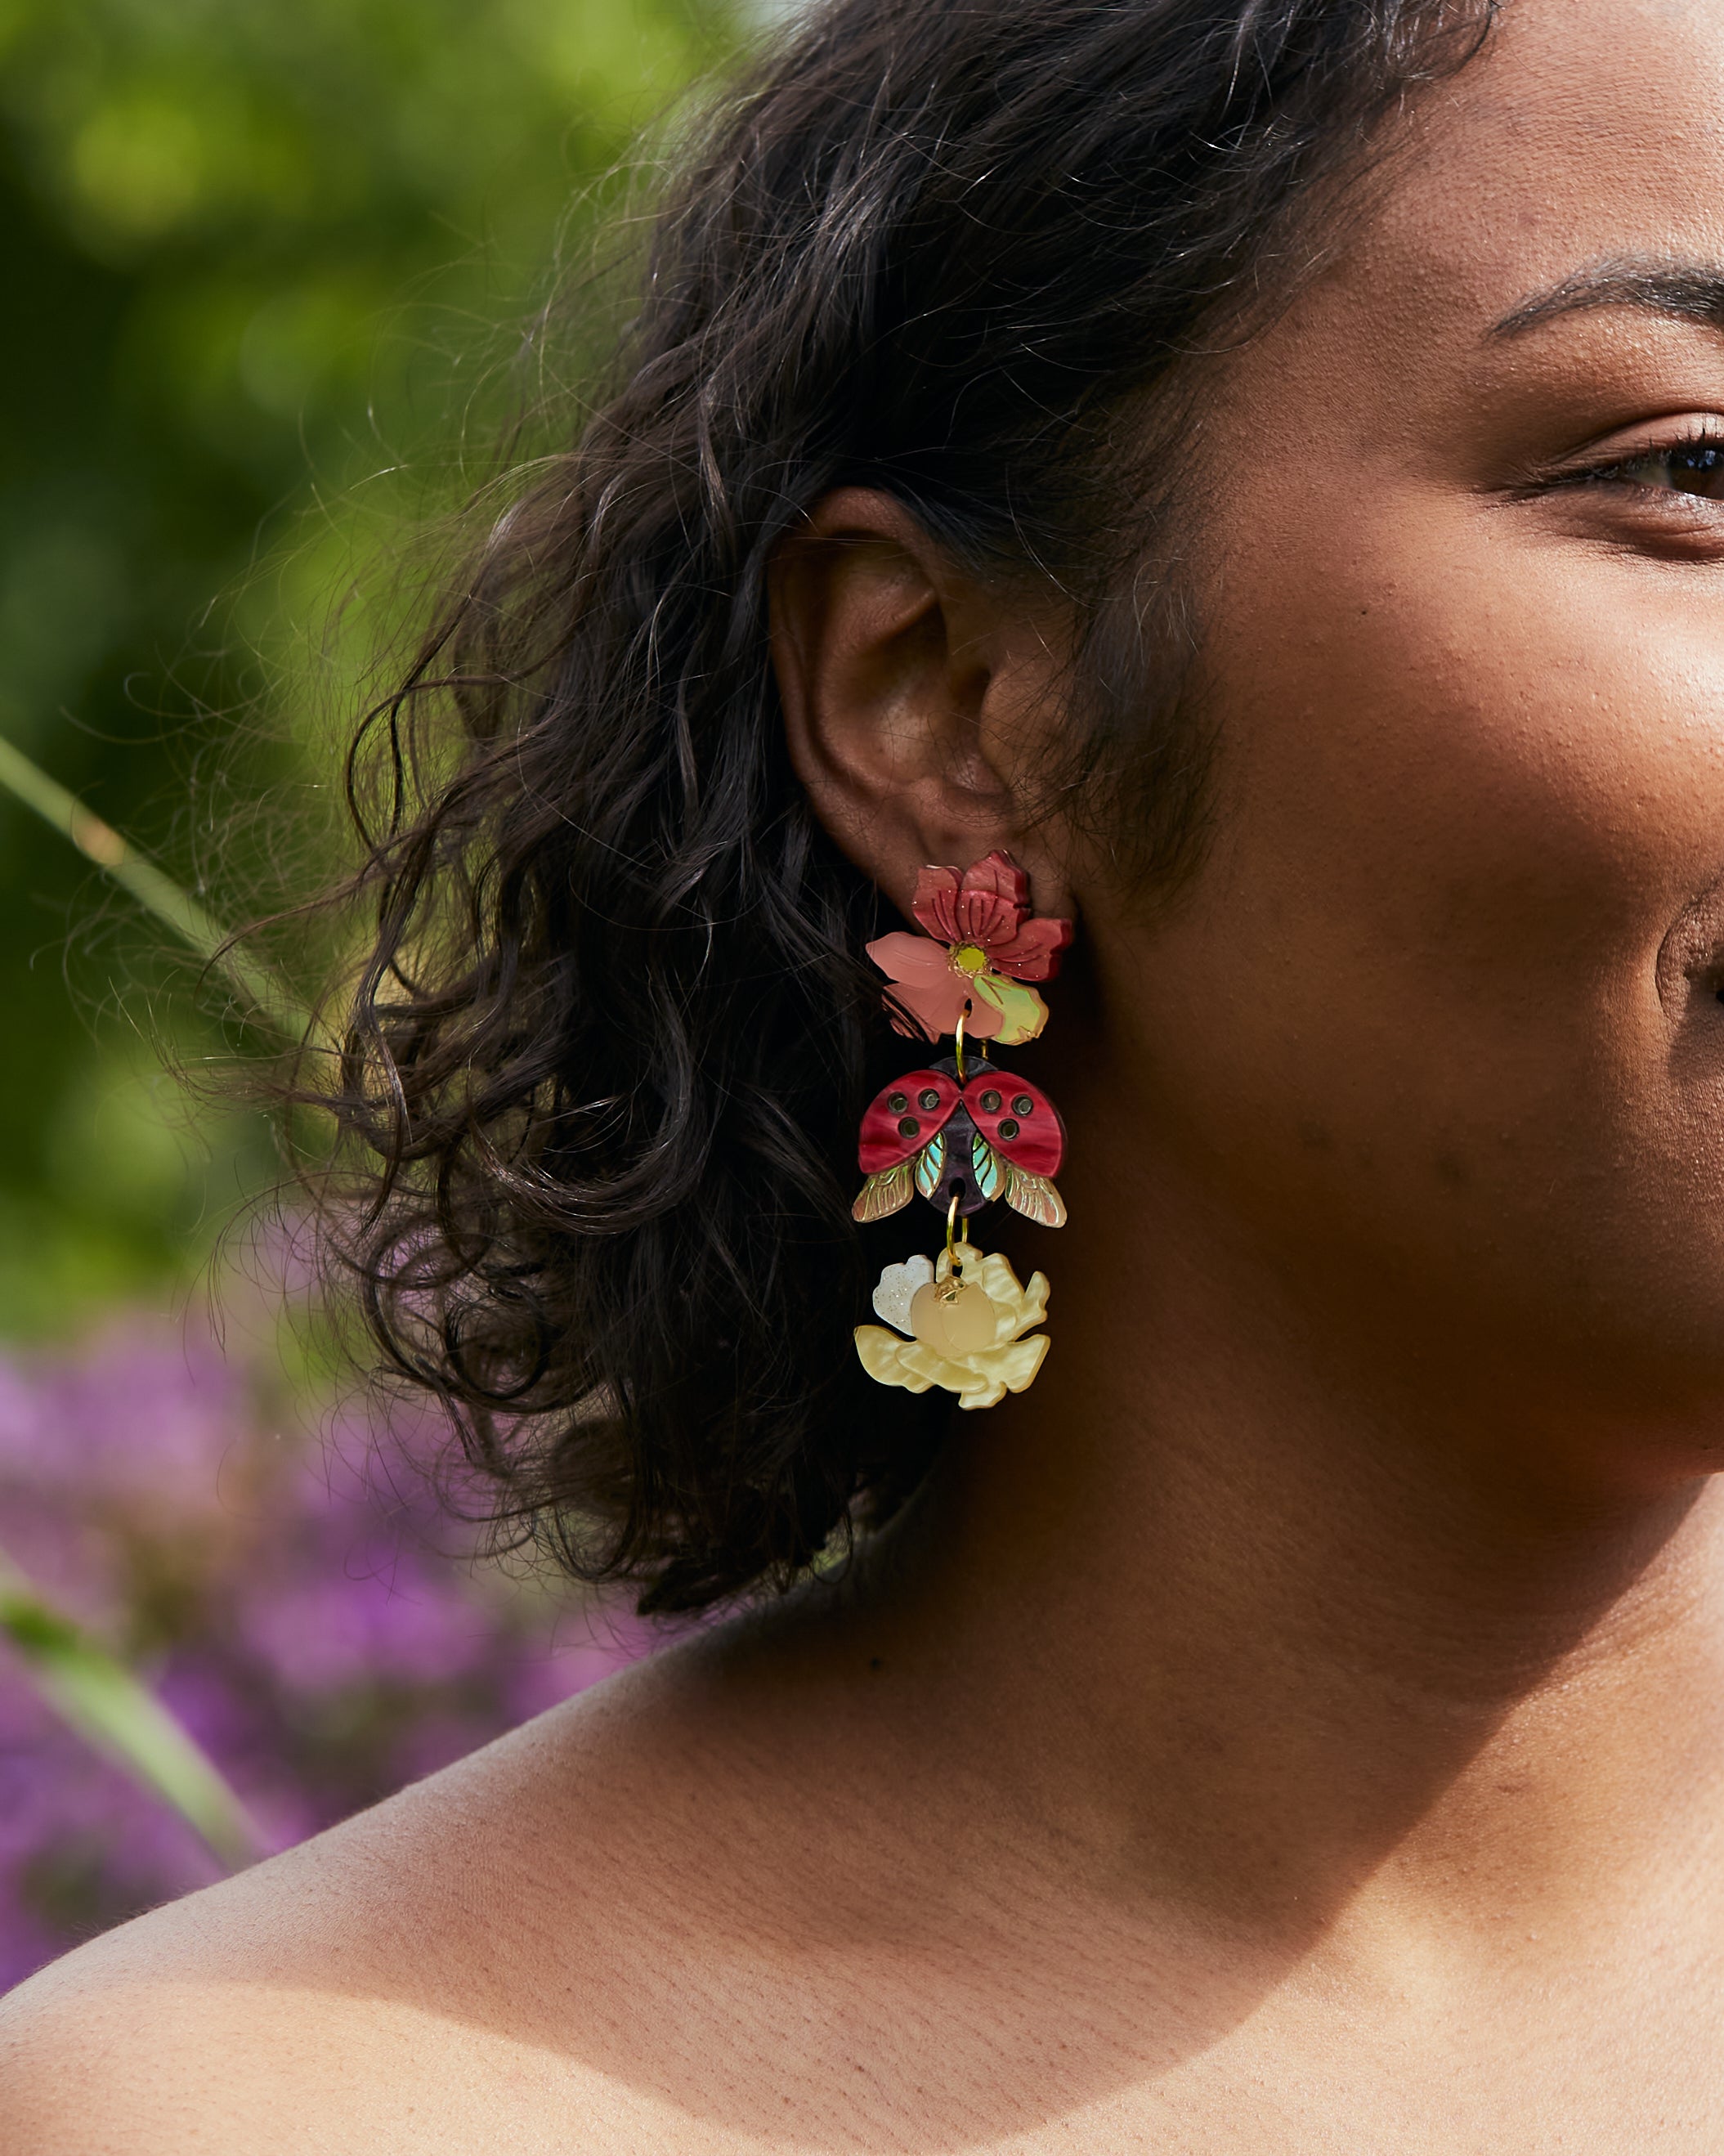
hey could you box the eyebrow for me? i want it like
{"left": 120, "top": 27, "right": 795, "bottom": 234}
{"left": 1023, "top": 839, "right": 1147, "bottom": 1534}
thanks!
{"left": 1490, "top": 258, "right": 1724, "bottom": 340}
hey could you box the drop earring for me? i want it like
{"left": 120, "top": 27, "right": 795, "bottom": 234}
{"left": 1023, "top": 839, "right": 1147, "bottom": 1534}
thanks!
{"left": 851, "top": 850, "right": 1072, "bottom": 1410}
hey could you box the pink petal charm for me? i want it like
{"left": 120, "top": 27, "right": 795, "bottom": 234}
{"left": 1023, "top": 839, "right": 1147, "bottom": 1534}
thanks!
{"left": 864, "top": 933, "right": 971, "bottom": 1041}
{"left": 911, "top": 855, "right": 1030, "bottom": 948}
{"left": 867, "top": 851, "right": 1072, "bottom": 1042}
{"left": 977, "top": 915, "right": 1072, "bottom": 983}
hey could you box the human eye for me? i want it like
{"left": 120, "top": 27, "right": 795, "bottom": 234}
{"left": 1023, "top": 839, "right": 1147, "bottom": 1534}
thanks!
{"left": 1516, "top": 415, "right": 1724, "bottom": 558}
{"left": 1557, "top": 422, "right": 1724, "bottom": 501}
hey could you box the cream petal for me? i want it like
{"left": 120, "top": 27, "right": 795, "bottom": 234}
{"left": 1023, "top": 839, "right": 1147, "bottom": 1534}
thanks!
{"left": 853, "top": 1325, "right": 938, "bottom": 1394}
{"left": 872, "top": 1254, "right": 934, "bottom": 1333}
{"left": 955, "top": 1333, "right": 1050, "bottom": 1409}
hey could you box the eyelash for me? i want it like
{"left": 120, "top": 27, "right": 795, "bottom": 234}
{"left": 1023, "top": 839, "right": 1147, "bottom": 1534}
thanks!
{"left": 1558, "top": 421, "right": 1724, "bottom": 497}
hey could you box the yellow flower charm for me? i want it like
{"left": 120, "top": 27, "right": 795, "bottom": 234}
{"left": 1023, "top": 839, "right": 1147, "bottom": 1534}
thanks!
{"left": 854, "top": 1245, "right": 1050, "bottom": 1410}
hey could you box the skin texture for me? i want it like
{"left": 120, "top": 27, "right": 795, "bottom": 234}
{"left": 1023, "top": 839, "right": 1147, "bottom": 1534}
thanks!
{"left": 15, "top": 0, "right": 1724, "bottom": 2145}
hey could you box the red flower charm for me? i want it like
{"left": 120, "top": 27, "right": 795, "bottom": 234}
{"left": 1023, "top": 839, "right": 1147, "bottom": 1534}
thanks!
{"left": 866, "top": 850, "right": 1074, "bottom": 1046}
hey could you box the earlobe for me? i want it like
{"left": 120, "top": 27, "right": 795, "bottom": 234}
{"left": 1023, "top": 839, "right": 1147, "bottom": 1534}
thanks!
{"left": 769, "top": 487, "right": 1029, "bottom": 914}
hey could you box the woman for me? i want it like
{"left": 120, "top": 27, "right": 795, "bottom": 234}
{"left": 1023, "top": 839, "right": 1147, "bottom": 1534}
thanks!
{"left": 7, "top": 0, "right": 1724, "bottom": 2142}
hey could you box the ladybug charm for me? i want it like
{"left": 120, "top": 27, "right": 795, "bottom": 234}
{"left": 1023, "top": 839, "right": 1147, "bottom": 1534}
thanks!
{"left": 853, "top": 1056, "right": 1067, "bottom": 1228}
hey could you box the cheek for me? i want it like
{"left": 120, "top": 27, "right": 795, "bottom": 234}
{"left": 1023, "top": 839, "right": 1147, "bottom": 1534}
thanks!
{"left": 1108, "top": 491, "right": 1724, "bottom": 1369}
{"left": 1227, "top": 500, "right": 1724, "bottom": 983}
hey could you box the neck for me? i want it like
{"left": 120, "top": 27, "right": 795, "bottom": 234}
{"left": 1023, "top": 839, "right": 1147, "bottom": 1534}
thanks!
{"left": 870, "top": 1133, "right": 1724, "bottom": 1991}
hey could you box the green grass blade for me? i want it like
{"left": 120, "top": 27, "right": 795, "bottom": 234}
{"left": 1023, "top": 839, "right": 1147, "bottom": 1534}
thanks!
{"left": 0, "top": 1547, "right": 261, "bottom": 1871}
{"left": 0, "top": 730, "right": 313, "bottom": 1040}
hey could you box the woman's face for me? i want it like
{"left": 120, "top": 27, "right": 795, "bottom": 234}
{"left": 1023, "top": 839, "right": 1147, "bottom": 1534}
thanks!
{"left": 1090, "top": 0, "right": 1724, "bottom": 1443}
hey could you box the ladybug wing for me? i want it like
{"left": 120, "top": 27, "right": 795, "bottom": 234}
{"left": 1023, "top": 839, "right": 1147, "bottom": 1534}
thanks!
{"left": 1003, "top": 1163, "right": 1068, "bottom": 1228}
{"left": 852, "top": 1160, "right": 917, "bottom": 1222}
{"left": 970, "top": 1136, "right": 1066, "bottom": 1226}
{"left": 961, "top": 1073, "right": 1064, "bottom": 1177}
{"left": 858, "top": 1070, "right": 962, "bottom": 1172}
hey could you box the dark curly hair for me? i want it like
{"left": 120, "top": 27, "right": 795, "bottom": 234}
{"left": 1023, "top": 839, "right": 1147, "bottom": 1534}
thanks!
{"left": 300, "top": 0, "right": 1497, "bottom": 1613}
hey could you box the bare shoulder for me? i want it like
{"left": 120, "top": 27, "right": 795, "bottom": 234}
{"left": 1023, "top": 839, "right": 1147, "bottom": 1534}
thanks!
{"left": 0, "top": 1597, "right": 1228, "bottom": 2154}
{"left": 0, "top": 1966, "right": 588, "bottom": 2156}
{"left": 0, "top": 1634, "right": 814, "bottom": 2154}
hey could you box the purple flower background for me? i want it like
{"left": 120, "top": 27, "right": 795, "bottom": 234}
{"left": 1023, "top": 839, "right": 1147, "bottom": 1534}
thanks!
{"left": 0, "top": 1264, "right": 650, "bottom": 1988}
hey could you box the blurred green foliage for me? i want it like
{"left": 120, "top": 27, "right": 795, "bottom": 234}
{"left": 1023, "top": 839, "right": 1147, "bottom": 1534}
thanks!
{"left": 0, "top": 0, "right": 738, "bottom": 1338}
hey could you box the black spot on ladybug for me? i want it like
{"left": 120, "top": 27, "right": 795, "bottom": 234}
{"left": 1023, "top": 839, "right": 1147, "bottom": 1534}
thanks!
{"left": 888, "top": 1091, "right": 907, "bottom": 1113}
{"left": 998, "top": 1117, "right": 1020, "bottom": 1139}
{"left": 918, "top": 1087, "right": 940, "bottom": 1111}
{"left": 1012, "top": 1095, "right": 1034, "bottom": 1117}
{"left": 979, "top": 1089, "right": 1002, "bottom": 1113}
{"left": 898, "top": 1115, "right": 920, "bottom": 1139}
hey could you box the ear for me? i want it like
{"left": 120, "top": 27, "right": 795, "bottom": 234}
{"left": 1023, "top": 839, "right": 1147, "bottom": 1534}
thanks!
{"left": 769, "top": 487, "right": 1071, "bottom": 921}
